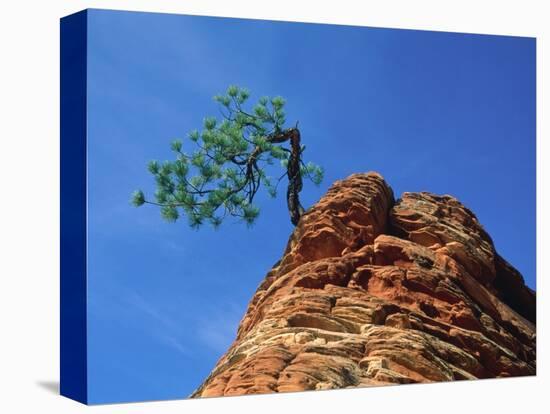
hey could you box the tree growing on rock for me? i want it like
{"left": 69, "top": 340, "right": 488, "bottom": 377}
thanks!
{"left": 132, "top": 85, "right": 323, "bottom": 228}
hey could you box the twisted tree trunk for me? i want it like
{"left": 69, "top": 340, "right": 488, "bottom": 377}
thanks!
{"left": 267, "top": 127, "right": 304, "bottom": 226}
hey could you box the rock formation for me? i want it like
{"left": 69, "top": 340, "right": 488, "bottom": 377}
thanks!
{"left": 191, "top": 172, "right": 536, "bottom": 397}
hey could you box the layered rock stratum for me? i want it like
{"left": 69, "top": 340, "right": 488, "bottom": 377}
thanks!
{"left": 192, "top": 172, "right": 536, "bottom": 397}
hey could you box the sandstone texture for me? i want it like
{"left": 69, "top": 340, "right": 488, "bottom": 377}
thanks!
{"left": 191, "top": 172, "right": 536, "bottom": 397}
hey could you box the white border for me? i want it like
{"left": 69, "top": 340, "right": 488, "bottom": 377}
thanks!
{"left": 0, "top": 1, "right": 546, "bottom": 413}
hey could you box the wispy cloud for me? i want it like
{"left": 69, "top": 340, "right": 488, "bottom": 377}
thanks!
{"left": 124, "top": 290, "right": 190, "bottom": 356}
{"left": 125, "top": 291, "right": 180, "bottom": 331}
{"left": 195, "top": 302, "right": 244, "bottom": 354}
{"left": 89, "top": 285, "right": 191, "bottom": 356}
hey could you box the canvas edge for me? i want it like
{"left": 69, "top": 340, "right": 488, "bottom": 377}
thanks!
{"left": 60, "top": 9, "right": 88, "bottom": 405}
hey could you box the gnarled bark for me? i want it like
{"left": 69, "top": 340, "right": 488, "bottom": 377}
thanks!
{"left": 267, "top": 127, "right": 304, "bottom": 226}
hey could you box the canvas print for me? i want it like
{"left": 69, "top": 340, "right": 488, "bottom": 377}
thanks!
{"left": 60, "top": 9, "right": 536, "bottom": 405}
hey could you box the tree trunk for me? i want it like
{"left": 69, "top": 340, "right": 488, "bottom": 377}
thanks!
{"left": 266, "top": 127, "right": 304, "bottom": 226}
{"left": 286, "top": 128, "right": 304, "bottom": 226}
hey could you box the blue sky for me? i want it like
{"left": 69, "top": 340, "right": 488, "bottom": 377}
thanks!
{"left": 86, "top": 9, "right": 536, "bottom": 404}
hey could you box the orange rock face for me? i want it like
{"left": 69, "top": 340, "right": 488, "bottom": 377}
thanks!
{"left": 191, "top": 173, "right": 536, "bottom": 398}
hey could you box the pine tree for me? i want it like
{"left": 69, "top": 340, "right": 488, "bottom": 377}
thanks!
{"left": 132, "top": 85, "right": 323, "bottom": 228}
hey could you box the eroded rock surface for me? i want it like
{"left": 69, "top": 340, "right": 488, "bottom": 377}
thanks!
{"left": 191, "top": 172, "right": 536, "bottom": 397}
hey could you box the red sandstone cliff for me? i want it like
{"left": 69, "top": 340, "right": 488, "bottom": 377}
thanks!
{"left": 191, "top": 172, "right": 536, "bottom": 397}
